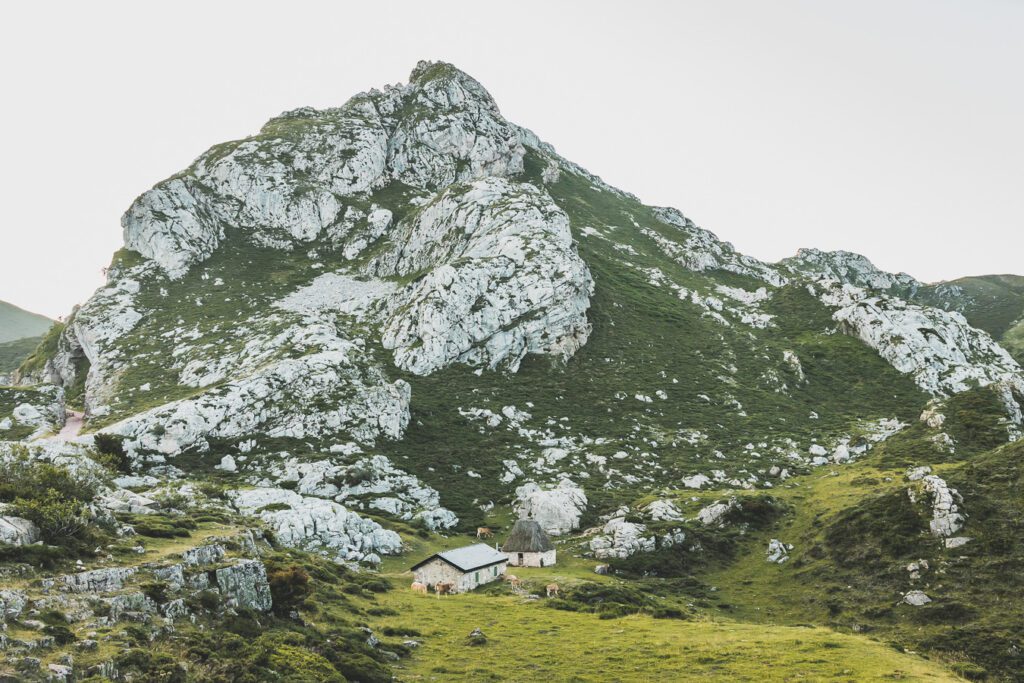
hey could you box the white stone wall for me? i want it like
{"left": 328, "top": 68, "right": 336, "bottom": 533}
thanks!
{"left": 413, "top": 558, "right": 507, "bottom": 592}
{"left": 505, "top": 550, "right": 556, "bottom": 567}
{"left": 413, "top": 558, "right": 463, "bottom": 588}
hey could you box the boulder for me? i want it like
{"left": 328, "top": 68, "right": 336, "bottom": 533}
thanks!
{"left": 644, "top": 499, "right": 683, "bottom": 522}
{"left": 903, "top": 590, "right": 932, "bottom": 606}
{"left": 589, "top": 518, "right": 654, "bottom": 559}
{"left": 766, "top": 539, "right": 791, "bottom": 564}
{"left": 0, "top": 589, "right": 28, "bottom": 620}
{"left": 214, "top": 559, "right": 273, "bottom": 612}
{"left": 514, "top": 480, "right": 587, "bottom": 536}
{"left": 696, "top": 498, "right": 739, "bottom": 527}
{"left": 0, "top": 516, "right": 40, "bottom": 546}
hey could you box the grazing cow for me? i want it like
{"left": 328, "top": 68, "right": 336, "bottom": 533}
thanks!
{"left": 411, "top": 582, "right": 428, "bottom": 595}
{"left": 546, "top": 583, "right": 560, "bottom": 598}
{"left": 434, "top": 582, "right": 455, "bottom": 597}
{"left": 476, "top": 527, "right": 494, "bottom": 539}
{"left": 504, "top": 574, "right": 520, "bottom": 588}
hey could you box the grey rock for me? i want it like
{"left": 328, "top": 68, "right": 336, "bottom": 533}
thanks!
{"left": 214, "top": 559, "right": 273, "bottom": 612}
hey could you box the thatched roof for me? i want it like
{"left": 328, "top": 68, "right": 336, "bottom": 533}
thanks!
{"left": 502, "top": 519, "right": 554, "bottom": 553}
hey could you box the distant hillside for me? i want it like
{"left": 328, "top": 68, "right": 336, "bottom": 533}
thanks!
{"left": 0, "top": 299, "right": 52, "bottom": 343}
{"left": 0, "top": 336, "right": 44, "bottom": 375}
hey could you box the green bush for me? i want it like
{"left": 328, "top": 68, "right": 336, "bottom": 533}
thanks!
{"left": 43, "top": 624, "right": 76, "bottom": 645}
{"left": 268, "top": 565, "right": 312, "bottom": 615}
{"left": 950, "top": 662, "right": 988, "bottom": 681}
{"left": 11, "top": 489, "right": 89, "bottom": 543}
{"left": 0, "top": 447, "right": 98, "bottom": 504}
{"left": 93, "top": 433, "right": 133, "bottom": 474}
{"left": 0, "top": 543, "right": 68, "bottom": 568}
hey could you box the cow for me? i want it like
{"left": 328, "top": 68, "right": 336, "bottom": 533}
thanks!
{"left": 504, "top": 574, "right": 520, "bottom": 589}
{"left": 546, "top": 583, "right": 560, "bottom": 598}
{"left": 434, "top": 582, "right": 455, "bottom": 597}
{"left": 476, "top": 527, "right": 494, "bottom": 539}
{"left": 411, "top": 582, "right": 428, "bottom": 595}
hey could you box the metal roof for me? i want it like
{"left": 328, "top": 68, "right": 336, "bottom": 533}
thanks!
{"left": 410, "top": 543, "right": 508, "bottom": 573}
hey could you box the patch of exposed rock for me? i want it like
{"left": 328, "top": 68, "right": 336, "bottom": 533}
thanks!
{"left": 230, "top": 487, "right": 402, "bottom": 561}
{"left": 514, "top": 479, "right": 587, "bottom": 536}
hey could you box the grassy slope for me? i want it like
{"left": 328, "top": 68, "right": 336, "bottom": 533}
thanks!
{"left": 0, "top": 335, "right": 41, "bottom": 374}
{"left": 374, "top": 157, "right": 926, "bottom": 526}
{"left": 701, "top": 394, "right": 1023, "bottom": 680}
{"left": 362, "top": 530, "right": 957, "bottom": 681}
{"left": 0, "top": 300, "right": 52, "bottom": 343}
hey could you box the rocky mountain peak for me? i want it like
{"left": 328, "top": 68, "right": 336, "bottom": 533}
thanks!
{"left": 783, "top": 247, "right": 920, "bottom": 291}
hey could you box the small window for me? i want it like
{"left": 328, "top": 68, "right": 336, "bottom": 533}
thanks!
{"left": 474, "top": 571, "right": 480, "bottom": 583}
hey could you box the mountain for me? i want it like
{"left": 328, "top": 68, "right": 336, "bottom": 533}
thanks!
{"left": 0, "top": 299, "right": 52, "bottom": 344}
{"left": 1, "top": 62, "right": 1022, "bottom": 681}
{"left": 0, "top": 300, "right": 54, "bottom": 378}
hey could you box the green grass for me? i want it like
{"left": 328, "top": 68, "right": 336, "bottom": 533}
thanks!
{"left": 0, "top": 335, "right": 42, "bottom": 374}
{"left": 365, "top": 572, "right": 958, "bottom": 681}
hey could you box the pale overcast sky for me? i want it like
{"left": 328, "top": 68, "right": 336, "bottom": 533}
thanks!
{"left": 1, "top": 0, "right": 1021, "bottom": 319}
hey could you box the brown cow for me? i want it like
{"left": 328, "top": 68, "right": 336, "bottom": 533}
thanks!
{"left": 546, "top": 583, "right": 560, "bottom": 598}
{"left": 476, "top": 527, "right": 494, "bottom": 539}
{"left": 504, "top": 574, "right": 520, "bottom": 589}
{"left": 410, "top": 582, "right": 428, "bottom": 595}
{"left": 434, "top": 582, "right": 455, "bottom": 597}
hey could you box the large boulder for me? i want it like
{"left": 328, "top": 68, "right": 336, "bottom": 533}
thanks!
{"left": 0, "top": 516, "right": 40, "bottom": 546}
{"left": 589, "top": 517, "right": 653, "bottom": 560}
{"left": 214, "top": 560, "right": 273, "bottom": 612}
{"left": 514, "top": 479, "right": 587, "bottom": 536}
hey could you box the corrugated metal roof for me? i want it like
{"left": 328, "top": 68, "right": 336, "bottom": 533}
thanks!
{"left": 411, "top": 543, "right": 508, "bottom": 573}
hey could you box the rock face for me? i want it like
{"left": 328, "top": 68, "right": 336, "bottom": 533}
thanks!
{"left": 812, "top": 276, "right": 1024, "bottom": 398}
{"left": 121, "top": 62, "right": 524, "bottom": 279}
{"left": 104, "top": 343, "right": 412, "bottom": 459}
{"left": 214, "top": 559, "right": 273, "bottom": 612}
{"left": 514, "top": 480, "right": 587, "bottom": 536}
{"left": 372, "top": 178, "right": 593, "bottom": 375}
{"left": 230, "top": 487, "right": 402, "bottom": 561}
{"left": 920, "top": 474, "right": 965, "bottom": 537}
{"left": 0, "top": 516, "right": 40, "bottom": 546}
{"left": 261, "top": 454, "right": 458, "bottom": 530}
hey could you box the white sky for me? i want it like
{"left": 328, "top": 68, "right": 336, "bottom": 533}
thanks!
{"left": 1, "top": 0, "right": 1021, "bottom": 320}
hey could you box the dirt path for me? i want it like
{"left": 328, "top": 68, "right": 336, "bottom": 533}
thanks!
{"left": 57, "top": 410, "right": 84, "bottom": 439}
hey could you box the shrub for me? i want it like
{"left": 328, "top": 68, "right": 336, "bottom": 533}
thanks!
{"left": 141, "top": 581, "right": 169, "bottom": 605}
{"left": 0, "top": 543, "right": 68, "bottom": 568}
{"left": 43, "top": 624, "right": 76, "bottom": 645}
{"left": 268, "top": 644, "right": 344, "bottom": 682}
{"left": 0, "top": 447, "right": 98, "bottom": 504}
{"left": 92, "top": 433, "right": 132, "bottom": 474}
{"left": 268, "top": 565, "right": 312, "bottom": 614}
{"left": 950, "top": 662, "right": 988, "bottom": 681}
{"left": 11, "top": 489, "right": 89, "bottom": 542}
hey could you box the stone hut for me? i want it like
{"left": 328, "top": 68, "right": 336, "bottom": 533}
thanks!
{"left": 501, "top": 519, "right": 556, "bottom": 567}
{"left": 410, "top": 543, "right": 507, "bottom": 592}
